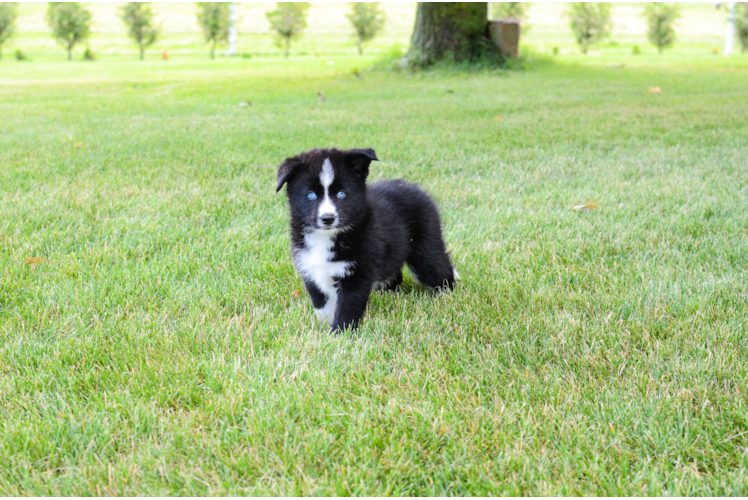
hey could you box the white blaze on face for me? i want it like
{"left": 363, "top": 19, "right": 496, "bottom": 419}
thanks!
{"left": 318, "top": 158, "right": 337, "bottom": 222}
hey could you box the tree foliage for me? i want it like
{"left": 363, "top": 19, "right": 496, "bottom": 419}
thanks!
{"left": 46, "top": 2, "right": 92, "bottom": 60}
{"left": 566, "top": 2, "right": 612, "bottom": 54}
{"left": 197, "top": 2, "right": 229, "bottom": 59}
{"left": 491, "top": 2, "right": 526, "bottom": 21}
{"left": 0, "top": 2, "right": 19, "bottom": 60}
{"left": 266, "top": 2, "right": 309, "bottom": 58}
{"left": 120, "top": 2, "right": 159, "bottom": 61}
{"left": 346, "top": 3, "right": 386, "bottom": 55}
{"left": 736, "top": 2, "right": 748, "bottom": 53}
{"left": 643, "top": 3, "right": 679, "bottom": 54}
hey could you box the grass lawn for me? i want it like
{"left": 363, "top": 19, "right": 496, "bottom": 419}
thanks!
{"left": 1, "top": 49, "right": 748, "bottom": 495}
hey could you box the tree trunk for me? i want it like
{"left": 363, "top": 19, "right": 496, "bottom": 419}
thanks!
{"left": 140, "top": 41, "right": 144, "bottom": 61}
{"left": 357, "top": 38, "right": 362, "bottom": 55}
{"left": 211, "top": 40, "right": 216, "bottom": 59}
{"left": 407, "top": 2, "right": 489, "bottom": 66}
{"left": 285, "top": 38, "right": 290, "bottom": 58}
{"left": 67, "top": 46, "right": 72, "bottom": 60}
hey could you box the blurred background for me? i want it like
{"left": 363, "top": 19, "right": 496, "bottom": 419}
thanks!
{"left": 4, "top": 2, "right": 735, "bottom": 60}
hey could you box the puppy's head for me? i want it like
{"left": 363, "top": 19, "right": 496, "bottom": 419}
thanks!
{"left": 276, "top": 148, "right": 378, "bottom": 231}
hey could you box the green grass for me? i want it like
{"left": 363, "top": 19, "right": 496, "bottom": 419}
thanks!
{"left": 1, "top": 50, "right": 748, "bottom": 495}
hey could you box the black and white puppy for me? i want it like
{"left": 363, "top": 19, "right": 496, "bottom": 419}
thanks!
{"left": 276, "top": 147, "right": 458, "bottom": 332}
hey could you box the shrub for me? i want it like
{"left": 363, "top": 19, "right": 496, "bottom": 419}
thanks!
{"left": 0, "top": 2, "right": 19, "bottom": 61}
{"left": 346, "top": 2, "right": 385, "bottom": 55}
{"left": 120, "top": 2, "right": 159, "bottom": 60}
{"left": 197, "top": 2, "right": 229, "bottom": 59}
{"left": 736, "top": 2, "right": 748, "bottom": 53}
{"left": 643, "top": 3, "right": 680, "bottom": 54}
{"left": 14, "top": 47, "right": 25, "bottom": 60}
{"left": 552, "top": 46, "right": 559, "bottom": 55}
{"left": 83, "top": 46, "right": 94, "bottom": 60}
{"left": 566, "top": 3, "right": 612, "bottom": 54}
{"left": 46, "top": 2, "right": 92, "bottom": 60}
{"left": 492, "top": 2, "right": 527, "bottom": 21}
{"left": 266, "top": 2, "right": 309, "bottom": 58}
{"left": 632, "top": 44, "right": 641, "bottom": 55}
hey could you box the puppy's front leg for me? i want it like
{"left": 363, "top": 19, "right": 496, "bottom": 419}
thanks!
{"left": 331, "top": 279, "right": 372, "bottom": 333}
{"left": 303, "top": 279, "right": 329, "bottom": 320}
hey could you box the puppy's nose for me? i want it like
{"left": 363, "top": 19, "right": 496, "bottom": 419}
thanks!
{"left": 319, "top": 213, "right": 336, "bottom": 226}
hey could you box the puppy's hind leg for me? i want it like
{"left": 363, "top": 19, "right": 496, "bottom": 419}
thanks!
{"left": 407, "top": 238, "right": 456, "bottom": 292}
{"left": 374, "top": 270, "right": 403, "bottom": 292}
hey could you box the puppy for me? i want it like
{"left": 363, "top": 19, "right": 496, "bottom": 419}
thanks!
{"left": 276, "top": 147, "right": 458, "bottom": 332}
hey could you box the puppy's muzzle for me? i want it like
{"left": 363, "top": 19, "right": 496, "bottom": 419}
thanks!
{"left": 319, "top": 213, "right": 338, "bottom": 228}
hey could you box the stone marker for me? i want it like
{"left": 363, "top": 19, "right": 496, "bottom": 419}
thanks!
{"left": 489, "top": 18, "right": 521, "bottom": 59}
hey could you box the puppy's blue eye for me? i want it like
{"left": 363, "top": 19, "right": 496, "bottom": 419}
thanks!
{"left": 337, "top": 191, "right": 346, "bottom": 199}
{"left": 307, "top": 192, "right": 317, "bottom": 200}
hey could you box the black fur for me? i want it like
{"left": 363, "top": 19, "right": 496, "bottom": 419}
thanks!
{"left": 277, "top": 147, "right": 456, "bottom": 333}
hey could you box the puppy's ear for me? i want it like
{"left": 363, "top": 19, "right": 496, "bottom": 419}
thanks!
{"left": 276, "top": 155, "right": 304, "bottom": 193}
{"left": 344, "top": 148, "right": 378, "bottom": 180}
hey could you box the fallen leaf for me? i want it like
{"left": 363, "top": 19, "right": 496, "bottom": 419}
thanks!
{"left": 25, "top": 257, "right": 46, "bottom": 265}
{"left": 648, "top": 86, "right": 661, "bottom": 94}
{"left": 74, "top": 142, "right": 85, "bottom": 148}
{"left": 292, "top": 289, "right": 301, "bottom": 299}
{"left": 446, "top": 89, "right": 454, "bottom": 93}
{"left": 493, "top": 115, "right": 503, "bottom": 120}
{"left": 573, "top": 200, "right": 598, "bottom": 211}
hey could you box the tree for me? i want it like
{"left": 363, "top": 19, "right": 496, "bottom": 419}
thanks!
{"left": 407, "top": 3, "right": 490, "bottom": 66}
{"left": 346, "top": 3, "right": 386, "bottom": 55}
{"left": 46, "top": 2, "right": 92, "bottom": 60}
{"left": 492, "top": 2, "right": 527, "bottom": 21}
{"left": 736, "top": 2, "right": 748, "bottom": 52}
{"left": 0, "top": 3, "right": 19, "bottom": 61}
{"left": 566, "top": 2, "right": 612, "bottom": 54}
{"left": 120, "top": 2, "right": 159, "bottom": 61}
{"left": 266, "top": 2, "right": 309, "bottom": 58}
{"left": 197, "top": 2, "right": 229, "bottom": 59}
{"left": 643, "top": 3, "right": 679, "bottom": 54}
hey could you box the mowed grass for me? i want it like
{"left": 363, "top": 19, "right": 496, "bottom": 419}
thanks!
{"left": 1, "top": 52, "right": 748, "bottom": 495}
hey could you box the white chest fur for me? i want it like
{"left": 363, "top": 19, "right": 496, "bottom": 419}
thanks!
{"left": 293, "top": 230, "right": 351, "bottom": 321}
